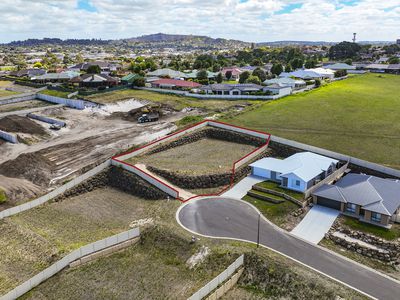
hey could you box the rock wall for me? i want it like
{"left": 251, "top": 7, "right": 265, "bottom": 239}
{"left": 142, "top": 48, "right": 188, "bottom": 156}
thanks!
{"left": 326, "top": 223, "right": 400, "bottom": 264}
{"left": 148, "top": 127, "right": 265, "bottom": 155}
{"left": 55, "top": 166, "right": 167, "bottom": 201}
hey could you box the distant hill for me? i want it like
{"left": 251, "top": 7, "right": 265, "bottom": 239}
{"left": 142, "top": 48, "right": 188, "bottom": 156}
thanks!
{"left": 123, "top": 33, "right": 251, "bottom": 50}
{"left": 3, "top": 38, "right": 111, "bottom": 47}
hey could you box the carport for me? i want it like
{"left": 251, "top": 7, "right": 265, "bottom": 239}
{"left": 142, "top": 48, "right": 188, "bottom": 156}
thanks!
{"left": 316, "top": 196, "right": 342, "bottom": 210}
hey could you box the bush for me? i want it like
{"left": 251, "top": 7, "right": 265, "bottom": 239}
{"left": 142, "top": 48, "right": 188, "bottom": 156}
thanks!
{"left": 0, "top": 189, "right": 7, "bottom": 204}
{"left": 314, "top": 79, "right": 321, "bottom": 87}
{"left": 334, "top": 70, "right": 347, "bottom": 78}
{"left": 175, "top": 115, "right": 204, "bottom": 127}
{"left": 132, "top": 77, "right": 145, "bottom": 87}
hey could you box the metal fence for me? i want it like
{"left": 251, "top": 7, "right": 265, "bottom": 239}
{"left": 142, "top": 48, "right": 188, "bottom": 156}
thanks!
{"left": 0, "top": 227, "right": 140, "bottom": 300}
{"left": 188, "top": 255, "right": 244, "bottom": 300}
{"left": 36, "top": 93, "right": 97, "bottom": 110}
{"left": 271, "top": 136, "right": 400, "bottom": 178}
{"left": 0, "top": 130, "right": 18, "bottom": 143}
{"left": 0, "top": 160, "right": 111, "bottom": 220}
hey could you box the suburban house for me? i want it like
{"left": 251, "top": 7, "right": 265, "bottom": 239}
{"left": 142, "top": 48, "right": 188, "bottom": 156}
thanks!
{"left": 262, "top": 84, "right": 292, "bottom": 97}
{"left": 200, "top": 83, "right": 263, "bottom": 95}
{"left": 150, "top": 78, "right": 201, "bottom": 90}
{"left": 146, "top": 68, "right": 187, "bottom": 79}
{"left": 9, "top": 68, "right": 46, "bottom": 78}
{"left": 323, "top": 63, "right": 356, "bottom": 71}
{"left": 121, "top": 73, "right": 140, "bottom": 85}
{"left": 365, "top": 64, "right": 400, "bottom": 74}
{"left": 69, "top": 61, "right": 120, "bottom": 74}
{"left": 250, "top": 152, "right": 339, "bottom": 192}
{"left": 280, "top": 68, "right": 334, "bottom": 80}
{"left": 184, "top": 70, "right": 218, "bottom": 79}
{"left": 263, "top": 77, "right": 306, "bottom": 90}
{"left": 221, "top": 67, "right": 242, "bottom": 80}
{"left": 312, "top": 174, "right": 400, "bottom": 227}
{"left": 71, "top": 74, "right": 119, "bottom": 88}
{"left": 32, "top": 71, "right": 80, "bottom": 83}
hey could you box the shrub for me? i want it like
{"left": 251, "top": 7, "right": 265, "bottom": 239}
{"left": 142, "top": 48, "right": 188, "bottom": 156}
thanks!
{"left": 0, "top": 189, "right": 7, "bottom": 204}
{"left": 334, "top": 70, "right": 347, "bottom": 78}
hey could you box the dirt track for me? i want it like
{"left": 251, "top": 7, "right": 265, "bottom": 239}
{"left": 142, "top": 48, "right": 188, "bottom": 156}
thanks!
{"left": 0, "top": 104, "right": 190, "bottom": 206}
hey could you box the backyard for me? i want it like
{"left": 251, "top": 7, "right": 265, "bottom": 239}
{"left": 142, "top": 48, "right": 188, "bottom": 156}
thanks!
{"left": 224, "top": 73, "right": 400, "bottom": 169}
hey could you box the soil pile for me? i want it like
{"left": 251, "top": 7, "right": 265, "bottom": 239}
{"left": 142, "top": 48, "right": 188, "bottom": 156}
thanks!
{"left": 0, "top": 115, "right": 46, "bottom": 135}
{"left": 0, "top": 152, "right": 55, "bottom": 187}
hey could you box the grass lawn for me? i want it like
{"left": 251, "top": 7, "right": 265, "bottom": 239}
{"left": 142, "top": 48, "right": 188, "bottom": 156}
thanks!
{"left": 0, "top": 189, "right": 6, "bottom": 204}
{"left": 243, "top": 195, "right": 298, "bottom": 227}
{"left": 0, "top": 89, "right": 19, "bottom": 98}
{"left": 340, "top": 216, "right": 400, "bottom": 240}
{"left": 223, "top": 73, "right": 400, "bottom": 169}
{"left": 85, "top": 88, "right": 257, "bottom": 110}
{"left": 40, "top": 89, "right": 71, "bottom": 98}
{"left": 255, "top": 181, "right": 304, "bottom": 201}
{"left": 127, "top": 137, "right": 256, "bottom": 175}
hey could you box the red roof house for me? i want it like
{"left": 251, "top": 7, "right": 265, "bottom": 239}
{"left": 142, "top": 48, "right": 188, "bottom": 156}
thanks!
{"left": 150, "top": 78, "right": 202, "bottom": 90}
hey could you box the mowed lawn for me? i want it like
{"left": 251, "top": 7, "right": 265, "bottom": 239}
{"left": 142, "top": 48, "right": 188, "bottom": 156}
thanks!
{"left": 224, "top": 74, "right": 400, "bottom": 169}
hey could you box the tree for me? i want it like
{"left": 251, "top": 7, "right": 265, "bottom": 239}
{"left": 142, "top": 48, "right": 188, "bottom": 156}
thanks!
{"left": 314, "top": 79, "right": 321, "bottom": 87}
{"left": 132, "top": 77, "right": 145, "bottom": 87}
{"left": 238, "top": 71, "right": 250, "bottom": 83}
{"left": 271, "top": 63, "right": 283, "bottom": 76}
{"left": 196, "top": 69, "right": 208, "bottom": 81}
{"left": 33, "top": 62, "right": 43, "bottom": 68}
{"left": 252, "top": 68, "right": 266, "bottom": 82}
{"left": 304, "top": 60, "right": 316, "bottom": 69}
{"left": 246, "top": 75, "right": 261, "bottom": 85}
{"left": 290, "top": 58, "right": 304, "bottom": 69}
{"left": 388, "top": 56, "right": 400, "bottom": 64}
{"left": 329, "top": 41, "right": 361, "bottom": 59}
{"left": 344, "top": 59, "right": 353, "bottom": 66}
{"left": 216, "top": 72, "right": 223, "bottom": 83}
{"left": 285, "top": 64, "right": 292, "bottom": 72}
{"left": 86, "top": 65, "right": 101, "bottom": 74}
{"left": 225, "top": 70, "right": 232, "bottom": 80}
{"left": 334, "top": 70, "right": 347, "bottom": 78}
{"left": 75, "top": 53, "right": 84, "bottom": 64}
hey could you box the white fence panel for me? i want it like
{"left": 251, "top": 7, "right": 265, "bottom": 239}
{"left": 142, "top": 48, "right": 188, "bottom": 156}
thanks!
{"left": 27, "top": 113, "right": 66, "bottom": 127}
{"left": 0, "top": 160, "right": 111, "bottom": 221}
{"left": 1, "top": 228, "right": 140, "bottom": 300}
{"left": 0, "top": 130, "right": 18, "bottom": 143}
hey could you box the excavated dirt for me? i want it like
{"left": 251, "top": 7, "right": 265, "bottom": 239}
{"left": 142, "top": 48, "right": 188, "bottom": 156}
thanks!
{"left": 0, "top": 115, "right": 46, "bottom": 135}
{"left": 0, "top": 152, "right": 55, "bottom": 187}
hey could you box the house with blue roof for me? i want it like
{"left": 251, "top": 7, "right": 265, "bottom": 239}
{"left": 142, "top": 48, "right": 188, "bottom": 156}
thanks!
{"left": 249, "top": 152, "right": 339, "bottom": 192}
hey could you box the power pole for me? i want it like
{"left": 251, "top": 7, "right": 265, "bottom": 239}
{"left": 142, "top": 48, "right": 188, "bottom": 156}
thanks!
{"left": 257, "top": 213, "right": 261, "bottom": 248}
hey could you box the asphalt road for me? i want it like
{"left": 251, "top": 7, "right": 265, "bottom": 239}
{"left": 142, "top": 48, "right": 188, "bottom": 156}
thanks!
{"left": 178, "top": 197, "right": 400, "bottom": 300}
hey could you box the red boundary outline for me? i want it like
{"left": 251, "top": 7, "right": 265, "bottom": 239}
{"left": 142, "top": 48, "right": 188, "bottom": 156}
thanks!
{"left": 112, "top": 120, "right": 271, "bottom": 202}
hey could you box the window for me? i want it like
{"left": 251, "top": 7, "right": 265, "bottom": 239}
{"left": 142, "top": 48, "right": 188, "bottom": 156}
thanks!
{"left": 295, "top": 180, "right": 300, "bottom": 187}
{"left": 346, "top": 203, "right": 356, "bottom": 213}
{"left": 371, "top": 212, "right": 382, "bottom": 222}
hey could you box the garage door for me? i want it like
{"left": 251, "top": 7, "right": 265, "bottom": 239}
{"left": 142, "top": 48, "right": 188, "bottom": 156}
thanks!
{"left": 317, "top": 196, "right": 341, "bottom": 210}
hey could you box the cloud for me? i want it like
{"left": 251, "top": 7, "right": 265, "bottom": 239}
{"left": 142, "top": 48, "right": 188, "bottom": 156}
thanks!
{"left": 0, "top": 0, "right": 398, "bottom": 42}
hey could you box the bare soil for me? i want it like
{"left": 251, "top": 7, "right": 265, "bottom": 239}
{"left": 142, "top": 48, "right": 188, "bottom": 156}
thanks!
{"left": 0, "top": 100, "right": 51, "bottom": 114}
{"left": 0, "top": 115, "right": 46, "bottom": 135}
{"left": 128, "top": 138, "right": 256, "bottom": 176}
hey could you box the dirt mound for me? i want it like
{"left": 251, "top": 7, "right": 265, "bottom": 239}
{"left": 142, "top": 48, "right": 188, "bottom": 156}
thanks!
{"left": 0, "top": 152, "right": 55, "bottom": 187}
{"left": 0, "top": 115, "right": 46, "bottom": 135}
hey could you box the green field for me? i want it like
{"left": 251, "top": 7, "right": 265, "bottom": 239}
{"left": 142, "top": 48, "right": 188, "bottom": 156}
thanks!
{"left": 40, "top": 89, "right": 71, "bottom": 98}
{"left": 224, "top": 74, "right": 400, "bottom": 169}
{"left": 0, "top": 90, "right": 18, "bottom": 98}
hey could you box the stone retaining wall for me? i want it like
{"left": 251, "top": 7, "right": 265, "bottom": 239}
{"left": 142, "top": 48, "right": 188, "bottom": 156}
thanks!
{"left": 147, "top": 165, "right": 251, "bottom": 190}
{"left": 326, "top": 223, "right": 400, "bottom": 264}
{"left": 147, "top": 127, "right": 265, "bottom": 155}
{"left": 55, "top": 166, "right": 167, "bottom": 201}
{"left": 247, "top": 191, "right": 284, "bottom": 204}
{"left": 252, "top": 185, "right": 305, "bottom": 207}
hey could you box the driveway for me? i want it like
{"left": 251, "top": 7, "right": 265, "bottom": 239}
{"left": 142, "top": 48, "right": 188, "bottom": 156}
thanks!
{"left": 291, "top": 205, "right": 340, "bottom": 244}
{"left": 177, "top": 197, "right": 400, "bottom": 300}
{"left": 221, "top": 175, "right": 264, "bottom": 199}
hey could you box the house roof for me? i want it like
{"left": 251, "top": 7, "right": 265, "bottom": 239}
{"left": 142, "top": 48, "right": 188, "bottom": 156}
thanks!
{"left": 250, "top": 152, "right": 338, "bottom": 182}
{"left": 71, "top": 74, "right": 118, "bottom": 83}
{"left": 365, "top": 64, "right": 389, "bottom": 70}
{"left": 323, "top": 63, "right": 356, "bottom": 70}
{"left": 201, "top": 83, "right": 263, "bottom": 92}
{"left": 264, "top": 77, "right": 305, "bottom": 86}
{"left": 313, "top": 174, "right": 400, "bottom": 215}
{"left": 221, "top": 67, "right": 242, "bottom": 76}
{"left": 147, "top": 68, "right": 187, "bottom": 78}
{"left": 264, "top": 83, "right": 292, "bottom": 90}
{"left": 151, "top": 78, "right": 202, "bottom": 88}
{"left": 184, "top": 70, "right": 219, "bottom": 79}
{"left": 33, "top": 71, "right": 80, "bottom": 80}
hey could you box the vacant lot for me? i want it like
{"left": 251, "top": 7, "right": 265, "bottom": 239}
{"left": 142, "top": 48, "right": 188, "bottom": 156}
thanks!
{"left": 0, "top": 89, "right": 18, "bottom": 98}
{"left": 85, "top": 88, "right": 256, "bottom": 111}
{"left": 127, "top": 138, "right": 256, "bottom": 175}
{"left": 0, "top": 188, "right": 178, "bottom": 295}
{"left": 224, "top": 73, "right": 400, "bottom": 169}
{"left": 0, "top": 100, "right": 52, "bottom": 113}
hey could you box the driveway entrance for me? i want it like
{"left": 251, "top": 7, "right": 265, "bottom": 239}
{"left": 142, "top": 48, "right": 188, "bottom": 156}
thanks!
{"left": 291, "top": 205, "right": 339, "bottom": 244}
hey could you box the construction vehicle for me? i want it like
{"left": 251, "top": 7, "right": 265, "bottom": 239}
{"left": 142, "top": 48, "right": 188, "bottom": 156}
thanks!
{"left": 137, "top": 113, "right": 159, "bottom": 123}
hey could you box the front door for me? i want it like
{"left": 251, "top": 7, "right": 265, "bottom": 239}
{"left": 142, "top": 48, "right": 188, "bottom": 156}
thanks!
{"left": 271, "top": 171, "right": 277, "bottom": 181}
{"left": 282, "top": 177, "right": 288, "bottom": 187}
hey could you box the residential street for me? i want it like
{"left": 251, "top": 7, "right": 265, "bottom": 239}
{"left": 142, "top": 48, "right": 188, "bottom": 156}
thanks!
{"left": 178, "top": 197, "right": 400, "bottom": 300}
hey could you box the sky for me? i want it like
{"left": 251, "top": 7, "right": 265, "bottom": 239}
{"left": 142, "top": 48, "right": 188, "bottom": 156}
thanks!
{"left": 0, "top": 0, "right": 399, "bottom": 43}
